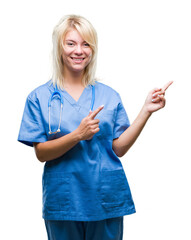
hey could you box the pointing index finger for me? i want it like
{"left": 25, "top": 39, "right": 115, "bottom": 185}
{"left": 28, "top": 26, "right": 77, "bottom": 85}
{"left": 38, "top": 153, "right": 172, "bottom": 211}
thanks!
{"left": 89, "top": 105, "right": 104, "bottom": 119}
{"left": 162, "top": 81, "right": 173, "bottom": 92}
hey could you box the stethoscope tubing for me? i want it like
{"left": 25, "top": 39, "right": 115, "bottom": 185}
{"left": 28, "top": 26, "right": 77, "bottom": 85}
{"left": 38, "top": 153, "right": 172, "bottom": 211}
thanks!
{"left": 48, "top": 84, "right": 95, "bottom": 134}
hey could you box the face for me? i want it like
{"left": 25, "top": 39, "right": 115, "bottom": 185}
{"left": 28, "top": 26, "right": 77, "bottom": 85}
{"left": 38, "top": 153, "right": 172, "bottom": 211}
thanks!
{"left": 61, "top": 29, "right": 93, "bottom": 74}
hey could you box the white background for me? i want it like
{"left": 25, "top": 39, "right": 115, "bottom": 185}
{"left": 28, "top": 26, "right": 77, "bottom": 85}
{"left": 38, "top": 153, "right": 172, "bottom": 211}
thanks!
{"left": 1, "top": 0, "right": 191, "bottom": 239}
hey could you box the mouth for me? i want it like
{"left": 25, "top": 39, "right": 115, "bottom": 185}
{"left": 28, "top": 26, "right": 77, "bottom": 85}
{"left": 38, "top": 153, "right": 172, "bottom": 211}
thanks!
{"left": 71, "top": 57, "right": 85, "bottom": 63}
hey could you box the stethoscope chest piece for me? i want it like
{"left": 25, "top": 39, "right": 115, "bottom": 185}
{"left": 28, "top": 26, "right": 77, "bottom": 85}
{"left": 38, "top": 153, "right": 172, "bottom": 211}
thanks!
{"left": 48, "top": 90, "right": 64, "bottom": 135}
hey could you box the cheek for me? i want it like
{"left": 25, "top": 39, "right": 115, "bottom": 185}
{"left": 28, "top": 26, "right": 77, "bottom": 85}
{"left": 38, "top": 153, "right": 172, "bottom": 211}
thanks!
{"left": 61, "top": 51, "right": 72, "bottom": 64}
{"left": 86, "top": 50, "right": 93, "bottom": 62}
{"left": 62, "top": 47, "right": 72, "bottom": 58}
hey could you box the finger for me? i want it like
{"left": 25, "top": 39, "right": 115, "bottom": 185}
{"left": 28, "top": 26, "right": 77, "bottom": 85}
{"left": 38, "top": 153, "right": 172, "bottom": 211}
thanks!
{"left": 87, "top": 127, "right": 100, "bottom": 140}
{"left": 92, "top": 127, "right": 100, "bottom": 134}
{"left": 152, "top": 91, "right": 165, "bottom": 98}
{"left": 88, "top": 110, "right": 93, "bottom": 116}
{"left": 91, "top": 124, "right": 99, "bottom": 130}
{"left": 162, "top": 81, "right": 173, "bottom": 92}
{"left": 153, "top": 88, "right": 162, "bottom": 92}
{"left": 150, "top": 88, "right": 161, "bottom": 95}
{"left": 89, "top": 105, "right": 104, "bottom": 119}
{"left": 152, "top": 94, "right": 165, "bottom": 103}
{"left": 152, "top": 97, "right": 160, "bottom": 103}
{"left": 90, "top": 119, "right": 100, "bottom": 124}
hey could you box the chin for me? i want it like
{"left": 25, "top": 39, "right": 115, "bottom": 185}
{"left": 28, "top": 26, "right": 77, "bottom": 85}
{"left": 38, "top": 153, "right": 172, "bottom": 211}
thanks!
{"left": 71, "top": 64, "right": 87, "bottom": 72}
{"left": 72, "top": 66, "right": 84, "bottom": 71}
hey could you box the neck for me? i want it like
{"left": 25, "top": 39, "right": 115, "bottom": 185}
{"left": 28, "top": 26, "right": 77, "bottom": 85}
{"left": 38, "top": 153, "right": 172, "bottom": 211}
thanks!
{"left": 62, "top": 67, "right": 84, "bottom": 87}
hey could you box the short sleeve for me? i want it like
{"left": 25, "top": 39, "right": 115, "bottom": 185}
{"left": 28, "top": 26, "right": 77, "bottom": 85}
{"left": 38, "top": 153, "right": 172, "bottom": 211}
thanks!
{"left": 113, "top": 93, "right": 130, "bottom": 139}
{"left": 18, "top": 95, "right": 47, "bottom": 147}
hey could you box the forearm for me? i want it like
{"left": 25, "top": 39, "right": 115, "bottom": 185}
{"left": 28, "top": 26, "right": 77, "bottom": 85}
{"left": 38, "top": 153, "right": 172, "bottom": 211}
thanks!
{"left": 34, "top": 105, "right": 104, "bottom": 162}
{"left": 112, "top": 106, "right": 152, "bottom": 157}
{"left": 34, "top": 129, "right": 81, "bottom": 162}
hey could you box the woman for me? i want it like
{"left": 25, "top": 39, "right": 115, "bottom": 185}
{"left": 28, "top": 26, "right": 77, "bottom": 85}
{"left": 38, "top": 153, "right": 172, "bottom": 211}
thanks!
{"left": 18, "top": 15, "right": 172, "bottom": 240}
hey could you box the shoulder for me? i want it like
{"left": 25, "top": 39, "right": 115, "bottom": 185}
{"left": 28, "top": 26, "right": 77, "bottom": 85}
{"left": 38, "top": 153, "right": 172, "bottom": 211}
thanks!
{"left": 94, "top": 81, "right": 120, "bottom": 97}
{"left": 27, "top": 80, "right": 53, "bottom": 102}
{"left": 93, "top": 81, "right": 121, "bottom": 102}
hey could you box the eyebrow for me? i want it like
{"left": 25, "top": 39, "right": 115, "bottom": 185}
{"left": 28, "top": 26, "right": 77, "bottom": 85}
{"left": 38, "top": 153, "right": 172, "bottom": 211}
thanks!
{"left": 65, "top": 39, "right": 75, "bottom": 42}
{"left": 65, "top": 39, "right": 87, "bottom": 43}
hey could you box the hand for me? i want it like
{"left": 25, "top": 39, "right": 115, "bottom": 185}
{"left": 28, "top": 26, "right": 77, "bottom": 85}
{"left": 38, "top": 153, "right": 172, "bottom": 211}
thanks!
{"left": 144, "top": 81, "right": 173, "bottom": 113}
{"left": 76, "top": 105, "right": 104, "bottom": 140}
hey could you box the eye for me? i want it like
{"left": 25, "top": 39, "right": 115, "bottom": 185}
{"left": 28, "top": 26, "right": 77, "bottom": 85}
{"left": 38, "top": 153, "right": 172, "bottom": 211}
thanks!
{"left": 66, "top": 41, "right": 74, "bottom": 46}
{"left": 84, "top": 42, "right": 90, "bottom": 47}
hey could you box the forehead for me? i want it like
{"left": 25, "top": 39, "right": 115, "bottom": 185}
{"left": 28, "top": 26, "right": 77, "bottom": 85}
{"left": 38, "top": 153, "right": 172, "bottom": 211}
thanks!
{"left": 64, "top": 29, "right": 85, "bottom": 42}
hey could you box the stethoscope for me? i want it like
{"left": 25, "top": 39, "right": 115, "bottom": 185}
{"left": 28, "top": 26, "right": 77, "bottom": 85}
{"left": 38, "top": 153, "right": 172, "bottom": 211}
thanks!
{"left": 48, "top": 84, "right": 95, "bottom": 134}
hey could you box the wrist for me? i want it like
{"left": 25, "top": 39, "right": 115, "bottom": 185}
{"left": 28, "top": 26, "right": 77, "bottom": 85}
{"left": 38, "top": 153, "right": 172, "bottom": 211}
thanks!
{"left": 73, "top": 128, "right": 83, "bottom": 142}
{"left": 141, "top": 105, "right": 152, "bottom": 119}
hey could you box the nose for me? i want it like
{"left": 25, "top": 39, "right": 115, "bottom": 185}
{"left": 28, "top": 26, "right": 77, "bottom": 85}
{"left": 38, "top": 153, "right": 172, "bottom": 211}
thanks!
{"left": 74, "top": 44, "right": 83, "bottom": 55}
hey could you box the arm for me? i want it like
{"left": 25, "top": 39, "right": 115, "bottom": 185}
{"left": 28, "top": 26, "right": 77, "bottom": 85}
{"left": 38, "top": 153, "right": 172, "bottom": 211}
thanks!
{"left": 112, "top": 105, "right": 151, "bottom": 157}
{"left": 112, "top": 81, "right": 173, "bottom": 157}
{"left": 34, "top": 105, "right": 104, "bottom": 162}
{"left": 34, "top": 129, "right": 81, "bottom": 162}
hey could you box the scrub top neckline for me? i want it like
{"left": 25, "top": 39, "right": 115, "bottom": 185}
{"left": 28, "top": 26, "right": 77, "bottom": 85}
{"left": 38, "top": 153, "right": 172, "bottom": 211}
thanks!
{"left": 48, "top": 81, "right": 92, "bottom": 107}
{"left": 61, "top": 85, "right": 91, "bottom": 105}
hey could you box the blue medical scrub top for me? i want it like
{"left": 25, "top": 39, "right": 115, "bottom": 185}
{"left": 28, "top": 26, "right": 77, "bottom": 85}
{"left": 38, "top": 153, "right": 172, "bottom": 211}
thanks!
{"left": 18, "top": 80, "right": 136, "bottom": 221}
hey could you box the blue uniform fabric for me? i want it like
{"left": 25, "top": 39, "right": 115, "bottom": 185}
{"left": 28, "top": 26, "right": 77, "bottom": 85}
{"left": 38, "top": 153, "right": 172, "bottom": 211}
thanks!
{"left": 18, "top": 80, "right": 136, "bottom": 221}
{"left": 44, "top": 217, "right": 123, "bottom": 240}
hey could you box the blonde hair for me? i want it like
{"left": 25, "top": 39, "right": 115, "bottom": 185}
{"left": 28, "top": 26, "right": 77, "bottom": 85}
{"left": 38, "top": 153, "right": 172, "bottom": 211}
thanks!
{"left": 51, "top": 14, "right": 98, "bottom": 89}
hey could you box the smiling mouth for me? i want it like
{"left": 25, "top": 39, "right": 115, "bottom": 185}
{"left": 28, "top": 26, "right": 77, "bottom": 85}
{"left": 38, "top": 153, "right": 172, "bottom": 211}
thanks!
{"left": 71, "top": 57, "right": 85, "bottom": 61}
